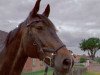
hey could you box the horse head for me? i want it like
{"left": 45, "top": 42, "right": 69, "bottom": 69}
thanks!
{"left": 20, "top": 0, "right": 74, "bottom": 74}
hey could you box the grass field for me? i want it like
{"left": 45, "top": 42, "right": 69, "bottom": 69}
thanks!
{"left": 22, "top": 69, "right": 53, "bottom": 75}
{"left": 22, "top": 68, "right": 100, "bottom": 75}
{"left": 22, "top": 71, "right": 100, "bottom": 75}
{"left": 83, "top": 71, "right": 100, "bottom": 75}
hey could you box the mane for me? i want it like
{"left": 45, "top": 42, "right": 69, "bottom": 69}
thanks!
{"left": 5, "top": 23, "right": 23, "bottom": 47}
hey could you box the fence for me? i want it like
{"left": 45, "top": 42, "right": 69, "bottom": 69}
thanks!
{"left": 68, "top": 67, "right": 87, "bottom": 75}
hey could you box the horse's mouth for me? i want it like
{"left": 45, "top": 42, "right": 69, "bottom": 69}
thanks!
{"left": 63, "top": 65, "right": 68, "bottom": 69}
{"left": 60, "top": 65, "right": 70, "bottom": 73}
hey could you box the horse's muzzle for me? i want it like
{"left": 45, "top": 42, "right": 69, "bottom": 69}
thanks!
{"left": 62, "top": 58, "right": 71, "bottom": 69}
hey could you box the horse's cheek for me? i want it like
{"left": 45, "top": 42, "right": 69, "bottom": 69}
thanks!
{"left": 24, "top": 44, "right": 38, "bottom": 58}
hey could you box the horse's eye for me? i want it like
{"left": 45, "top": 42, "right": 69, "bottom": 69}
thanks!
{"left": 36, "top": 26, "right": 43, "bottom": 30}
{"left": 35, "top": 20, "right": 39, "bottom": 23}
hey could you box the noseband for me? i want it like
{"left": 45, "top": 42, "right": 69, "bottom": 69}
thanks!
{"left": 43, "top": 45, "right": 66, "bottom": 67}
{"left": 27, "top": 18, "right": 66, "bottom": 67}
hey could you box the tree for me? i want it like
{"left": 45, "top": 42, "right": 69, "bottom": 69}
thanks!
{"left": 79, "top": 37, "right": 100, "bottom": 60}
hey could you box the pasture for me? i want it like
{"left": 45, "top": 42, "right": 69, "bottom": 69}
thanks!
{"left": 22, "top": 70, "right": 100, "bottom": 75}
{"left": 22, "top": 66, "right": 86, "bottom": 75}
{"left": 22, "top": 69, "right": 53, "bottom": 75}
{"left": 22, "top": 63, "right": 100, "bottom": 75}
{"left": 83, "top": 72, "right": 100, "bottom": 75}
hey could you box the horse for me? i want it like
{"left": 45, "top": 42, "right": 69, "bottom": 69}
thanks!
{"left": 0, "top": 0, "right": 74, "bottom": 75}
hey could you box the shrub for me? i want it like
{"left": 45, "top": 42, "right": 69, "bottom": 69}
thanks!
{"left": 79, "top": 57, "right": 86, "bottom": 63}
{"left": 95, "top": 57, "right": 100, "bottom": 64}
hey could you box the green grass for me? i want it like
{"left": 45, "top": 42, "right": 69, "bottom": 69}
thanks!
{"left": 22, "top": 69, "right": 53, "bottom": 75}
{"left": 83, "top": 71, "right": 100, "bottom": 75}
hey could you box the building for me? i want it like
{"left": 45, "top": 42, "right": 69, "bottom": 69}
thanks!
{"left": 74, "top": 54, "right": 90, "bottom": 63}
{"left": 23, "top": 58, "right": 45, "bottom": 72}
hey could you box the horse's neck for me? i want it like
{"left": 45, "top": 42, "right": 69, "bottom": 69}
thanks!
{"left": 0, "top": 25, "right": 24, "bottom": 75}
{"left": 9, "top": 44, "right": 28, "bottom": 75}
{"left": 0, "top": 45, "right": 20, "bottom": 75}
{"left": 0, "top": 39, "right": 21, "bottom": 75}
{"left": 0, "top": 48, "right": 6, "bottom": 67}
{"left": 0, "top": 44, "right": 5, "bottom": 62}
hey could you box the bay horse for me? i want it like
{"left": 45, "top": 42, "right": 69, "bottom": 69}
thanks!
{"left": 0, "top": 0, "right": 74, "bottom": 75}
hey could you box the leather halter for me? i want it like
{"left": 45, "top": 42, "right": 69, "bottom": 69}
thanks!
{"left": 26, "top": 17, "right": 66, "bottom": 67}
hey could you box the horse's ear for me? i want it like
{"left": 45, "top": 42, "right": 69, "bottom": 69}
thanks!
{"left": 42, "top": 4, "right": 50, "bottom": 17}
{"left": 30, "top": 0, "right": 41, "bottom": 17}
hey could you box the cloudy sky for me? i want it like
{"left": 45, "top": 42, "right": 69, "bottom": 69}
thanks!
{"left": 0, "top": 0, "right": 100, "bottom": 56}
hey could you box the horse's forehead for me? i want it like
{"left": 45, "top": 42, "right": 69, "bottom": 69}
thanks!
{"left": 37, "top": 15, "right": 56, "bottom": 29}
{"left": 37, "top": 14, "right": 51, "bottom": 23}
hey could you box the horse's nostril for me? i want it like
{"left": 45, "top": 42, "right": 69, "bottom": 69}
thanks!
{"left": 63, "top": 59, "right": 71, "bottom": 65}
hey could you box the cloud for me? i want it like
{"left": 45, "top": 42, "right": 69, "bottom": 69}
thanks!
{"left": 0, "top": 0, "right": 100, "bottom": 56}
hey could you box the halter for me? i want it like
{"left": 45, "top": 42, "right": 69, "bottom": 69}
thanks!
{"left": 26, "top": 17, "right": 66, "bottom": 67}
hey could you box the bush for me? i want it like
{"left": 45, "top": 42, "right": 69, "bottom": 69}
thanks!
{"left": 79, "top": 57, "right": 86, "bottom": 63}
{"left": 95, "top": 57, "right": 100, "bottom": 64}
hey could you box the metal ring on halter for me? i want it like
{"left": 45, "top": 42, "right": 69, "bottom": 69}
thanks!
{"left": 43, "top": 56, "right": 52, "bottom": 67}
